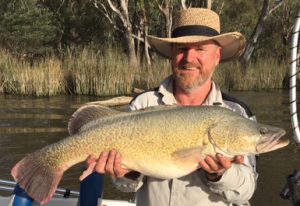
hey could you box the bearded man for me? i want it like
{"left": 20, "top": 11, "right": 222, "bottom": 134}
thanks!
{"left": 88, "top": 8, "right": 257, "bottom": 206}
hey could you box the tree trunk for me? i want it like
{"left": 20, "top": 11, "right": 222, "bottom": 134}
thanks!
{"left": 240, "top": 0, "right": 269, "bottom": 68}
{"left": 181, "top": 0, "right": 188, "bottom": 9}
{"left": 181, "top": 0, "right": 211, "bottom": 9}
{"left": 207, "top": 0, "right": 211, "bottom": 9}
{"left": 133, "top": 1, "right": 141, "bottom": 64}
{"left": 240, "top": 0, "right": 283, "bottom": 68}
{"left": 143, "top": 4, "right": 151, "bottom": 65}
{"left": 201, "top": 0, "right": 211, "bottom": 8}
{"left": 125, "top": 30, "right": 138, "bottom": 67}
{"left": 158, "top": 0, "right": 173, "bottom": 38}
{"left": 93, "top": 0, "right": 139, "bottom": 67}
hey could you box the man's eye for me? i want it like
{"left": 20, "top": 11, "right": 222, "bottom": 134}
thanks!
{"left": 176, "top": 48, "right": 186, "bottom": 53}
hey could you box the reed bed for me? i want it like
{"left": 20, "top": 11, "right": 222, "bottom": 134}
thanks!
{"left": 63, "top": 47, "right": 137, "bottom": 96}
{"left": 0, "top": 51, "right": 64, "bottom": 96}
{"left": 0, "top": 48, "right": 290, "bottom": 97}
{"left": 133, "top": 58, "right": 171, "bottom": 90}
{"left": 214, "top": 58, "right": 288, "bottom": 91}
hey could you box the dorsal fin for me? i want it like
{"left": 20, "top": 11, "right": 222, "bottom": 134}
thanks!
{"left": 68, "top": 104, "right": 123, "bottom": 135}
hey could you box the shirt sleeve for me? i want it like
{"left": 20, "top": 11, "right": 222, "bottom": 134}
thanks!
{"left": 207, "top": 155, "right": 258, "bottom": 205}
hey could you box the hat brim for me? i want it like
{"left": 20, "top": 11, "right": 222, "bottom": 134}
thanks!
{"left": 147, "top": 32, "right": 245, "bottom": 62}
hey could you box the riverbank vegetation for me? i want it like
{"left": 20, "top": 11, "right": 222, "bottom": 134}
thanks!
{"left": 0, "top": 47, "right": 288, "bottom": 97}
{"left": 0, "top": 0, "right": 298, "bottom": 96}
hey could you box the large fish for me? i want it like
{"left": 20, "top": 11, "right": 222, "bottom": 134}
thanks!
{"left": 11, "top": 105, "right": 289, "bottom": 204}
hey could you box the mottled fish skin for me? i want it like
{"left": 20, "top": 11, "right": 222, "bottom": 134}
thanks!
{"left": 11, "top": 105, "right": 289, "bottom": 204}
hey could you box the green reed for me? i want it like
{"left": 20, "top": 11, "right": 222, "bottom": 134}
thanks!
{"left": 63, "top": 47, "right": 137, "bottom": 96}
{"left": 0, "top": 50, "right": 64, "bottom": 96}
{"left": 214, "top": 58, "right": 288, "bottom": 91}
{"left": 0, "top": 47, "right": 290, "bottom": 97}
{"left": 63, "top": 47, "right": 171, "bottom": 96}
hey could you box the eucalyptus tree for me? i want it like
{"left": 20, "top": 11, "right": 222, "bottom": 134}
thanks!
{"left": 211, "top": 0, "right": 285, "bottom": 68}
{"left": 156, "top": 0, "right": 173, "bottom": 38}
{"left": 93, "top": 0, "right": 139, "bottom": 66}
{"left": 92, "top": 0, "right": 177, "bottom": 66}
{"left": 239, "top": 0, "right": 284, "bottom": 67}
{"left": 260, "top": 0, "right": 300, "bottom": 61}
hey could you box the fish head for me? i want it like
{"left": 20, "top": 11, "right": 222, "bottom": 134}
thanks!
{"left": 254, "top": 123, "right": 289, "bottom": 154}
{"left": 207, "top": 118, "right": 289, "bottom": 156}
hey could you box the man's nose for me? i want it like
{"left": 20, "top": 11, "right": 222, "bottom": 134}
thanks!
{"left": 184, "top": 48, "right": 197, "bottom": 62}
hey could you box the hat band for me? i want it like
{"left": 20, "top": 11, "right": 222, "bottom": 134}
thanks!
{"left": 172, "top": 25, "right": 219, "bottom": 38}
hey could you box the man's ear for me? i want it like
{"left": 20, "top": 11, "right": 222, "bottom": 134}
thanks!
{"left": 215, "top": 47, "right": 221, "bottom": 66}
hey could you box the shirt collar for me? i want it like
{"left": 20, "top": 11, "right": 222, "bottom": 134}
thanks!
{"left": 158, "top": 75, "right": 177, "bottom": 105}
{"left": 202, "top": 82, "right": 223, "bottom": 106}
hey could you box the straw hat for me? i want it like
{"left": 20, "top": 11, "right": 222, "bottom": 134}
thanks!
{"left": 147, "top": 8, "right": 246, "bottom": 62}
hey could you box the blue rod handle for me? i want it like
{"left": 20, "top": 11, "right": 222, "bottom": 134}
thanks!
{"left": 79, "top": 172, "right": 103, "bottom": 206}
{"left": 12, "top": 184, "right": 33, "bottom": 206}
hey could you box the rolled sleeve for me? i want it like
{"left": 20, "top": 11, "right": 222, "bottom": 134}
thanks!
{"left": 207, "top": 157, "right": 257, "bottom": 205}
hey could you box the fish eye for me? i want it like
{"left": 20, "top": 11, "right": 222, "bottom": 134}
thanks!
{"left": 259, "top": 127, "right": 269, "bottom": 135}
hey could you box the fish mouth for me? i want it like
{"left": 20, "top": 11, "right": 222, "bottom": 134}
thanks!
{"left": 256, "top": 129, "right": 289, "bottom": 153}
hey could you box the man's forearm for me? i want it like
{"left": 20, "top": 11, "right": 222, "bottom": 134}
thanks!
{"left": 207, "top": 157, "right": 257, "bottom": 204}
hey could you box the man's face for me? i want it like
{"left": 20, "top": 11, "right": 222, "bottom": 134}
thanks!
{"left": 171, "top": 40, "right": 221, "bottom": 92}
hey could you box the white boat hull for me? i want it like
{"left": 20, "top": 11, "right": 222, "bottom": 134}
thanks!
{"left": 0, "top": 195, "right": 136, "bottom": 206}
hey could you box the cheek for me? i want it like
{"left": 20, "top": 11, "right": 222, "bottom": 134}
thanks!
{"left": 174, "top": 53, "right": 184, "bottom": 64}
{"left": 201, "top": 54, "right": 218, "bottom": 69}
{"left": 199, "top": 53, "right": 208, "bottom": 61}
{"left": 200, "top": 52, "right": 216, "bottom": 63}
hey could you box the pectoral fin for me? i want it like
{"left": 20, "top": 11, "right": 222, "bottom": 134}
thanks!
{"left": 172, "top": 147, "right": 206, "bottom": 171}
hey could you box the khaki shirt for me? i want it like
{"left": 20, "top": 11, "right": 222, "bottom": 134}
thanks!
{"left": 114, "top": 76, "right": 258, "bottom": 206}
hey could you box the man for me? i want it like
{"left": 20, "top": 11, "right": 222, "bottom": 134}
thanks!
{"left": 87, "top": 8, "right": 257, "bottom": 205}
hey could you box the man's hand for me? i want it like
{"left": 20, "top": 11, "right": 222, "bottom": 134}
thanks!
{"left": 81, "top": 150, "right": 132, "bottom": 180}
{"left": 199, "top": 154, "right": 244, "bottom": 181}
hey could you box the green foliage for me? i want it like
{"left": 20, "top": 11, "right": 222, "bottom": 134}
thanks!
{"left": 213, "top": 0, "right": 300, "bottom": 62}
{"left": 0, "top": 0, "right": 61, "bottom": 59}
{"left": 0, "top": 0, "right": 298, "bottom": 66}
{"left": 257, "top": 0, "right": 300, "bottom": 61}
{"left": 39, "top": 0, "right": 113, "bottom": 47}
{"left": 213, "top": 0, "right": 260, "bottom": 39}
{"left": 214, "top": 58, "right": 287, "bottom": 91}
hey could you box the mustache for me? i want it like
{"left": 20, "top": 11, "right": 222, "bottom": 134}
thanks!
{"left": 178, "top": 62, "right": 201, "bottom": 69}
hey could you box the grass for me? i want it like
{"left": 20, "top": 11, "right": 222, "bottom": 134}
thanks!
{"left": 63, "top": 47, "right": 136, "bottom": 96}
{"left": 0, "top": 51, "right": 63, "bottom": 96}
{"left": 0, "top": 48, "right": 289, "bottom": 97}
{"left": 213, "top": 58, "right": 288, "bottom": 91}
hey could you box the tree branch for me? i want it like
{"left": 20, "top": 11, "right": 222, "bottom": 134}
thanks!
{"left": 93, "top": 2, "right": 145, "bottom": 43}
{"left": 119, "top": 0, "right": 129, "bottom": 18}
{"left": 105, "top": 0, "right": 119, "bottom": 14}
{"left": 181, "top": 0, "right": 187, "bottom": 9}
{"left": 106, "top": 0, "right": 127, "bottom": 26}
{"left": 93, "top": 1, "right": 114, "bottom": 25}
{"left": 269, "top": 0, "right": 283, "bottom": 15}
{"left": 158, "top": 2, "right": 164, "bottom": 14}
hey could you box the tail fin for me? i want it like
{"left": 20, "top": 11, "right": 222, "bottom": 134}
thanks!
{"left": 11, "top": 151, "right": 64, "bottom": 204}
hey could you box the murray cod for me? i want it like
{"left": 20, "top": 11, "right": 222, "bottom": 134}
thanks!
{"left": 11, "top": 105, "right": 289, "bottom": 204}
